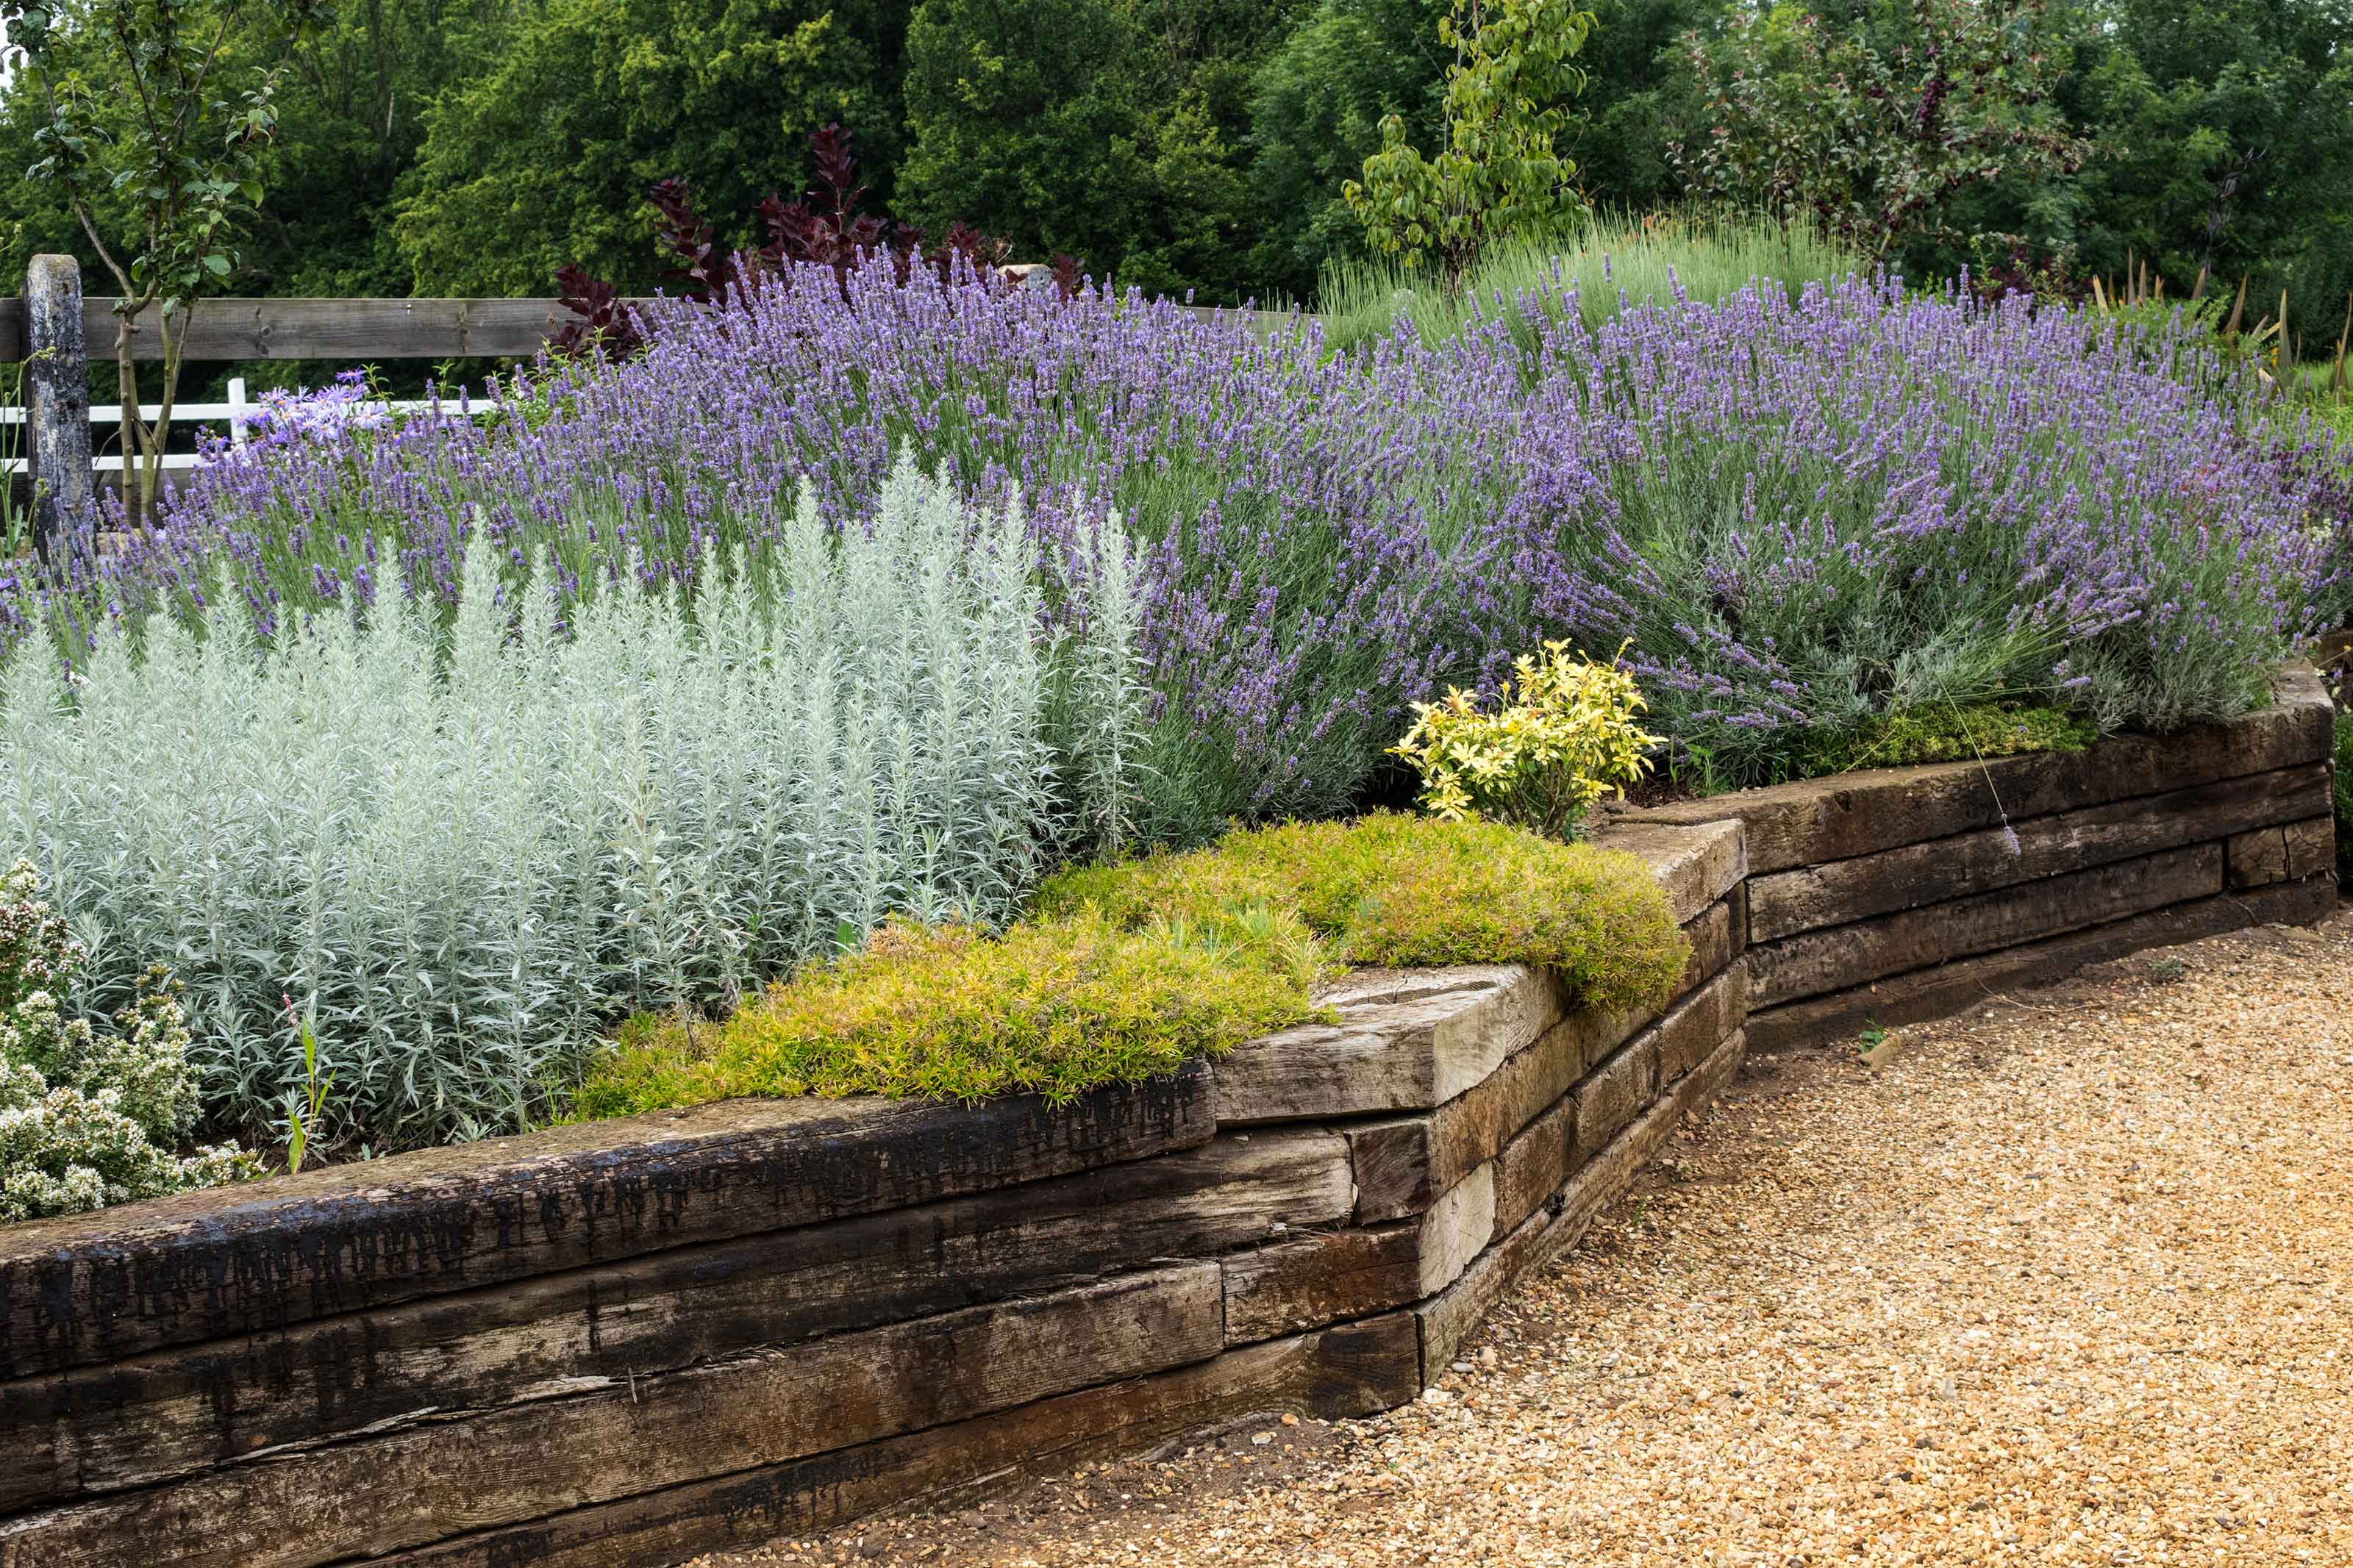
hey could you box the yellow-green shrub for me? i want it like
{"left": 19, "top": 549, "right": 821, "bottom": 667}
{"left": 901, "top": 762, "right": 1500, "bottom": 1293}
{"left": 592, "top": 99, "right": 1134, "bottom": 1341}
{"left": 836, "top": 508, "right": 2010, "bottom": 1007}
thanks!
{"left": 577, "top": 814, "right": 1688, "bottom": 1116}
{"left": 1388, "top": 642, "right": 1657, "bottom": 838}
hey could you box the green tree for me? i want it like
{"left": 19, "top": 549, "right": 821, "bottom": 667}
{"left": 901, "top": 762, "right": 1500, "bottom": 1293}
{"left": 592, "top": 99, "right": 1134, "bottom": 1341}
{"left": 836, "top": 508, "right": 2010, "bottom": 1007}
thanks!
{"left": 1242, "top": 0, "right": 1695, "bottom": 301}
{"left": 249, "top": 0, "right": 494, "bottom": 295}
{"left": 1343, "top": 0, "right": 1597, "bottom": 287}
{"left": 4, "top": 0, "right": 501, "bottom": 322}
{"left": 394, "top": 0, "right": 914, "bottom": 294}
{"left": 897, "top": 0, "right": 1304, "bottom": 302}
{"left": 2054, "top": 0, "right": 2353, "bottom": 350}
{"left": 7, "top": 0, "right": 326, "bottom": 523}
{"left": 1561, "top": 0, "right": 1709, "bottom": 214}
{"left": 1671, "top": 0, "right": 2092, "bottom": 264}
{"left": 1243, "top": 0, "right": 1449, "bottom": 300}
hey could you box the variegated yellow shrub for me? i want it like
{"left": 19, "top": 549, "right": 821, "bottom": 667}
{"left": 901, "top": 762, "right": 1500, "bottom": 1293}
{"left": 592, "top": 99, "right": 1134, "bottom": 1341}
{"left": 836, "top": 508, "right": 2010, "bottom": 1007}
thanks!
{"left": 1388, "top": 642, "right": 1658, "bottom": 839}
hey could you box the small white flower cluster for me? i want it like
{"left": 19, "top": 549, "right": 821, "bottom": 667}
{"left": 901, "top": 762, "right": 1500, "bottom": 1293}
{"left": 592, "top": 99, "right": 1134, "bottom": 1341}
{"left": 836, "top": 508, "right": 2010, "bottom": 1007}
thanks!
{"left": 0, "top": 862, "right": 259, "bottom": 1224}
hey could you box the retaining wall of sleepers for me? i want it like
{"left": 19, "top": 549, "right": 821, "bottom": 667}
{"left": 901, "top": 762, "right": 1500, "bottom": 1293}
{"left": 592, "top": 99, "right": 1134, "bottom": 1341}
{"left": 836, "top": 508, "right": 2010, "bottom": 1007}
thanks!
{"left": 1598, "top": 665, "right": 2339, "bottom": 1051}
{"left": 0, "top": 823, "right": 1750, "bottom": 1568}
{"left": 0, "top": 665, "right": 2338, "bottom": 1568}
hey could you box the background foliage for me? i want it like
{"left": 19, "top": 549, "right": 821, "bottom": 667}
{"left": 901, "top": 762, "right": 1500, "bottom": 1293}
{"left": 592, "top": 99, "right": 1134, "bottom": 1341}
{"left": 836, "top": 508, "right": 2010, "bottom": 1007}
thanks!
{"left": 6, "top": 0, "right": 2346, "bottom": 337}
{"left": 1343, "top": 0, "right": 1596, "bottom": 284}
{"left": 396, "top": 0, "right": 913, "bottom": 293}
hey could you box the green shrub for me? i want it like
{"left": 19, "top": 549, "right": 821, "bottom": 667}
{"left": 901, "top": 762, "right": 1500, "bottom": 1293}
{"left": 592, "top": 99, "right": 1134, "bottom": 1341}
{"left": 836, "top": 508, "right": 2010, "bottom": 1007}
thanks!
{"left": 578, "top": 813, "right": 1688, "bottom": 1115}
{"left": 1038, "top": 812, "right": 1688, "bottom": 1013}
{"left": 1796, "top": 704, "right": 2097, "bottom": 777}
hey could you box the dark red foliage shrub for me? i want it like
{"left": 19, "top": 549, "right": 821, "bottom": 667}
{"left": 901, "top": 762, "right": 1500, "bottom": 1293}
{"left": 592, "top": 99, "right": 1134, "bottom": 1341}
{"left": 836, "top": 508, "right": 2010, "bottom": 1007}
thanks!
{"left": 556, "top": 125, "right": 1059, "bottom": 358}
{"left": 1971, "top": 244, "right": 2088, "bottom": 308}
{"left": 550, "top": 265, "right": 645, "bottom": 359}
{"left": 649, "top": 177, "right": 756, "bottom": 304}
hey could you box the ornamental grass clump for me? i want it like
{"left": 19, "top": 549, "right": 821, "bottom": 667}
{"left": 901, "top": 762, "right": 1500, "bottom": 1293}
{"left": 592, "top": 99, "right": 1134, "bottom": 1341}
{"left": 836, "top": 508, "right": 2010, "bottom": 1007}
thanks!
{"left": 582, "top": 813, "right": 1686, "bottom": 1117}
{"left": 1387, "top": 642, "right": 1657, "bottom": 837}
{"left": 0, "top": 862, "right": 259, "bottom": 1220}
{"left": 1314, "top": 210, "right": 1860, "bottom": 354}
{"left": 0, "top": 462, "right": 1140, "bottom": 1149}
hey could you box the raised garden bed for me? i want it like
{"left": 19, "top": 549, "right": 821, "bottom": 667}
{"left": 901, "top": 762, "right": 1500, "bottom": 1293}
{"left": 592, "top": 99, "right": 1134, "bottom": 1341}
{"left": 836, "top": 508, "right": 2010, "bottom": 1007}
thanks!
{"left": 1601, "top": 665, "right": 2339, "bottom": 1050}
{"left": 0, "top": 670, "right": 2338, "bottom": 1568}
{"left": 0, "top": 821, "right": 1749, "bottom": 1568}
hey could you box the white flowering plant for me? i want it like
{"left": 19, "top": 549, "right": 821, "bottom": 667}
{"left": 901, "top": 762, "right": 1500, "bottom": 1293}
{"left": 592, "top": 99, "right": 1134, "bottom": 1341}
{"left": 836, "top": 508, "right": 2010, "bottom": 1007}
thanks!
{"left": 0, "top": 861, "right": 260, "bottom": 1223}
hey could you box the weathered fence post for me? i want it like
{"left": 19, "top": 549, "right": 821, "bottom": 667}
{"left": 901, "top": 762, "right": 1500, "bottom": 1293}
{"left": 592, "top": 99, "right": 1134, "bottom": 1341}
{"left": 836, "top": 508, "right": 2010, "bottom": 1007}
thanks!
{"left": 26, "top": 255, "right": 93, "bottom": 559}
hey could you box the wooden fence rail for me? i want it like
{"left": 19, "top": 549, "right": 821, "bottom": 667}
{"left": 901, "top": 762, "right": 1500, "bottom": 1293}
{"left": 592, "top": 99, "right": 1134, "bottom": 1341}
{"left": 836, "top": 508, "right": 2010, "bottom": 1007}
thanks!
{"left": 1, "top": 254, "right": 619, "bottom": 550}
{"left": 0, "top": 263, "right": 1281, "bottom": 369}
{"left": 0, "top": 290, "right": 639, "bottom": 364}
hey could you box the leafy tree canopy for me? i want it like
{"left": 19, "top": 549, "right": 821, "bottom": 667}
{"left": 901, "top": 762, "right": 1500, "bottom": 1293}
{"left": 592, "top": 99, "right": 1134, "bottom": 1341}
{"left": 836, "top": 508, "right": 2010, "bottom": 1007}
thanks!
{"left": 1243, "top": 0, "right": 1450, "bottom": 300}
{"left": 393, "top": 0, "right": 914, "bottom": 294}
{"left": 1672, "top": 0, "right": 2092, "bottom": 262}
{"left": 896, "top": 0, "right": 1305, "bottom": 301}
{"left": 0, "top": 0, "right": 2344, "bottom": 344}
{"left": 2056, "top": 0, "right": 2353, "bottom": 348}
{"left": 3, "top": 0, "right": 488, "bottom": 295}
{"left": 1344, "top": 0, "right": 1599, "bottom": 285}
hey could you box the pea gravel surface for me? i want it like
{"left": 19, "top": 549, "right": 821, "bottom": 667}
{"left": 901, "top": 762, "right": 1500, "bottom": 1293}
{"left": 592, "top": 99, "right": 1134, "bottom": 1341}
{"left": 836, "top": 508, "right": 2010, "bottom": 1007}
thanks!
{"left": 700, "top": 908, "right": 2353, "bottom": 1567}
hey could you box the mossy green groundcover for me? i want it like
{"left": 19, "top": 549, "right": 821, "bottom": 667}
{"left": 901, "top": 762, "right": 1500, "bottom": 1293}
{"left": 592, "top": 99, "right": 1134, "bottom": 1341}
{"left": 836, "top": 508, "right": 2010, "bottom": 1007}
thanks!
{"left": 576, "top": 814, "right": 1687, "bottom": 1116}
{"left": 1795, "top": 702, "right": 2097, "bottom": 778}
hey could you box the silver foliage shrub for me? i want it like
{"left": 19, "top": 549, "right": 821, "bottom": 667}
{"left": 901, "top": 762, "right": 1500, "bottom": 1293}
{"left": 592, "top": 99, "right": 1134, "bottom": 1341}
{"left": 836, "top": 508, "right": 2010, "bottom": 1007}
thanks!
{"left": 0, "top": 462, "right": 1141, "bottom": 1148}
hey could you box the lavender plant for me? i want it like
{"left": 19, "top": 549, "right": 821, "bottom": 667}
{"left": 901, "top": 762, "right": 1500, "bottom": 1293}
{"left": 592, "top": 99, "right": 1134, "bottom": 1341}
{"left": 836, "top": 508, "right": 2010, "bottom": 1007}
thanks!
{"left": 0, "top": 462, "right": 1140, "bottom": 1148}
{"left": 5, "top": 257, "right": 2341, "bottom": 817}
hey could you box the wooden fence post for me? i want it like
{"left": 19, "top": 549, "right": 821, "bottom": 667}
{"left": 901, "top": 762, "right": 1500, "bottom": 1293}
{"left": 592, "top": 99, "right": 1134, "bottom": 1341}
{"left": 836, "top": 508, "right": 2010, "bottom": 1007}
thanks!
{"left": 26, "top": 254, "right": 93, "bottom": 558}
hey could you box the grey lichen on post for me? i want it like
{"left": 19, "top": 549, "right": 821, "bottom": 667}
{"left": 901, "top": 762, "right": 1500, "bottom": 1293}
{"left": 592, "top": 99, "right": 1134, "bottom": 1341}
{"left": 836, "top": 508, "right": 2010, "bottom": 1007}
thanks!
{"left": 26, "top": 254, "right": 94, "bottom": 559}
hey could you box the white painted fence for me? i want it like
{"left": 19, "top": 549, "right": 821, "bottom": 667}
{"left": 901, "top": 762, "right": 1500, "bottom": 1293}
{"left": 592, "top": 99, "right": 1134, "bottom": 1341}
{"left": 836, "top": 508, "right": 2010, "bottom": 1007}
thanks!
{"left": 1, "top": 378, "right": 499, "bottom": 480}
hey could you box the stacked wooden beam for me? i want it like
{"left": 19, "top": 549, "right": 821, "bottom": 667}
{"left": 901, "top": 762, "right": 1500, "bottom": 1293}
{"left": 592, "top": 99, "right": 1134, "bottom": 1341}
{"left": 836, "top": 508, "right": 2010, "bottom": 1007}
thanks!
{"left": 0, "top": 668, "right": 2337, "bottom": 1567}
{"left": 0, "top": 823, "right": 1752, "bottom": 1568}
{"left": 1607, "top": 667, "right": 2338, "bottom": 1050}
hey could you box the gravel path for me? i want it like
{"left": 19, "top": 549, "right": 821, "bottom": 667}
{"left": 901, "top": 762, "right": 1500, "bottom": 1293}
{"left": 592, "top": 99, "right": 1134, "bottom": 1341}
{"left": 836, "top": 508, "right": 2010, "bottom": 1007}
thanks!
{"left": 702, "top": 908, "right": 2353, "bottom": 1567}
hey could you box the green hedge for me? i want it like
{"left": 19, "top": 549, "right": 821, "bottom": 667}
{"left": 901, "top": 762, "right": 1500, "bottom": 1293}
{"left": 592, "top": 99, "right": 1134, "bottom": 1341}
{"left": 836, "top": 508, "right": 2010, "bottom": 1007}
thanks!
{"left": 576, "top": 813, "right": 1688, "bottom": 1114}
